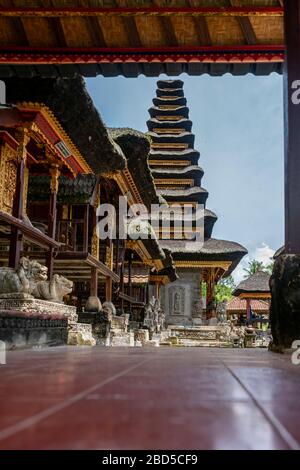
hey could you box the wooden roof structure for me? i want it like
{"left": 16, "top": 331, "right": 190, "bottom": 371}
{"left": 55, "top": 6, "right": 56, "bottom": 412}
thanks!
{"left": 0, "top": 1, "right": 284, "bottom": 78}
{"left": 233, "top": 270, "right": 271, "bottom": 298}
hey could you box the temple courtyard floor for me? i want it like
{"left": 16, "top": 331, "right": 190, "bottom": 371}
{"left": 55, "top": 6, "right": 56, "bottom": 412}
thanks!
{"left": 0, "top": 346, "right": 299, "bottom": 450}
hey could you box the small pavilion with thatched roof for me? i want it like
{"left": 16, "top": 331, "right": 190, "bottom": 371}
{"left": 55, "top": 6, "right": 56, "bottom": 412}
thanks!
{"left": 233, "top": 271, "right": 271, "bottom": 321}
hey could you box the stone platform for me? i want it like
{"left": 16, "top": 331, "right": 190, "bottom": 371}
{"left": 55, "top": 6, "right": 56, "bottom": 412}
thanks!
{"left": 165, "top": 325, "right": 233, "bottom": 347}
{"left": 0, "top": 309, "right": 68, "bottom": 349}
{"left": 0, "top": 298, "right": 97, "bottom": 349}
{"left": 0, "top": 297, "right": 77, "bottom": 321}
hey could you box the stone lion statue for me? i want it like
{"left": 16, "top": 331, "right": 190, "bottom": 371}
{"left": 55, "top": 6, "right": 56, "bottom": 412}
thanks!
{"left": 0, "top": 257, "right": 48, "bottom": 298}
{"left": 32, "top": 274, "right": 73, "bottom": 303}
{"left": 102, "top": 301, "right": 116, "bottom": 322}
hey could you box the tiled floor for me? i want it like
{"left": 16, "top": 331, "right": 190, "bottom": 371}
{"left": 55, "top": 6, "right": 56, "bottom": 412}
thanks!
{"left": 0, "top": 346, "right": 300, "bottom": 450}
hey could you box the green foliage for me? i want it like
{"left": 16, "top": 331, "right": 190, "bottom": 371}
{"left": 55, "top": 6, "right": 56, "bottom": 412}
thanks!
{"left": 214, "top": 275, "right": 235, "bottom": 304}
{"left": 243, "top": 258, "right": 274, "bottom": 278}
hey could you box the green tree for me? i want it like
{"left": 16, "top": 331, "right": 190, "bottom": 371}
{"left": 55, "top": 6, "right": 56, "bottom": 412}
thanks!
{"left": 243, "top": 259, "right": 264, "bottom": 278}
{"left": 243, "top": 258, "right": 274, "bottom": 278}
{"left": 265, "top": 259, "right": 274, "bottom": 275}
{"left": 214, "top": 275, "right": 235, "bottom": 303}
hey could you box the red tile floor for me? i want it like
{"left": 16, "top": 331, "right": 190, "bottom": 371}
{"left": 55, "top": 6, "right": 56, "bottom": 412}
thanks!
{"left": 0, "top": 346, "right": 299, "bottom": 450}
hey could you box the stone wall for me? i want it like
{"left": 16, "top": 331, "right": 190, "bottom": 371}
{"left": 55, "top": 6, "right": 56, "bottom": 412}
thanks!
{"left": 160, "top": 269, "right": 202, "bottom": 326}
{"left": 0, "top": 311, "right": 68, "bottom": 349}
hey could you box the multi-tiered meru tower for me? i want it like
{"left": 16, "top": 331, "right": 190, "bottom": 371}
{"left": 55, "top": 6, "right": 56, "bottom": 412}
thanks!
{"left": 147, "top": 79, "right": 247, "bottom": 326}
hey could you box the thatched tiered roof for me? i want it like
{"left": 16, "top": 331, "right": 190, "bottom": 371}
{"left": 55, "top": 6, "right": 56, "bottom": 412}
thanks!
{"left": 147, "top": 79, "right": 247, "bottom": 268}
{"left": 160, "top": 238, "right": 247, "bottom": 275}
{"left": 233, "top": 271, "right": 271, "bottom": 296}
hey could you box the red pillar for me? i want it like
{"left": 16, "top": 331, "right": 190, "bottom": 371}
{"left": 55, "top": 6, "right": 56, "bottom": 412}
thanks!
{"left": 284, "top": 1, "right": 300, "bottom": 253}
{"left": 246, "top": 298, "right": 251, "bottom": 322}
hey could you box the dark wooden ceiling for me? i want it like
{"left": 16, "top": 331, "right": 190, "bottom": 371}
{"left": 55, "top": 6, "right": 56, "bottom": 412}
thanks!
{"left": 0, "top": 1, "right": 284, "bottom": 77}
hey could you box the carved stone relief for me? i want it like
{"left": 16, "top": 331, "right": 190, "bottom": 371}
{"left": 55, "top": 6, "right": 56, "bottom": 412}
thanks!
{"left": 169, "top": 286, "right": 185, "bottom": 315}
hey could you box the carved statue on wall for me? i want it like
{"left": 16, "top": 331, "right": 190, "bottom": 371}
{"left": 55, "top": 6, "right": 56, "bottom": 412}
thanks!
{"left": 144, "top": 296, "right": 165, "bottom": 333}
{"left": 32, "top": 274, "right": 73, "bottom": 303}
{"left": 174, "top": 292, "right": 180, "bottom": 312}
{"left": 0, "top": 257, "right": 48, "bottom": 298}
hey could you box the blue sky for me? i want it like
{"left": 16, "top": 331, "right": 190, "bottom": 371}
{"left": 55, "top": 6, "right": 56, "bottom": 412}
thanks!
{"left": 86, "top": 73, "right": 284, "bottom": 281}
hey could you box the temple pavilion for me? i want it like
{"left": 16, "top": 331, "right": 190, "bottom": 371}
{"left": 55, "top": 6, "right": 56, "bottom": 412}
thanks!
{"left": 147, "top": 79, "right": 247, "bottom": 325}
{"left": 233, "top": 270, "right": 271, "bottom": 321}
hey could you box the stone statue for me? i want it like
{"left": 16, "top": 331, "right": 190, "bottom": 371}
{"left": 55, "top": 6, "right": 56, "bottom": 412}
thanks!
{"left": 144, "top": 296, "right": 165, "bottom": 333}
{"left": 0, "top": 257, "right": 48, "bottom": 299}
{"left": 216, "top": 301, "right": 228, "bottom": 324}
{"left": 269, "top": 254, "right": 300, "bottom": 351}
{"left": 157, "top": 300, "right": 166, "bottom": 332}
{"left": 143, "top": 300, "right": 154, "bottom": 331}
{"left": 32, "top": 274, "right": 73, "bottom": 303}
{"left": 102, "top": 301, "right": 116, "bottom": 322}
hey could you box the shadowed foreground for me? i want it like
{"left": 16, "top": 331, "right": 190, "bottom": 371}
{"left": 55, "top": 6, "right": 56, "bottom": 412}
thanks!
{"left": 0, "top": 346, "right": 299, "bottom": 450}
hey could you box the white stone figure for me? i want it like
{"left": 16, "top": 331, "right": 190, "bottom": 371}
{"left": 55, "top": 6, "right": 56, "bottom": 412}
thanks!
{"left": 102, "top": 301, "right": 116, "bottom": 322}
{"left": 0, "top": 257, "right": 48, "bottom": 298}
{"left": 216, "top": 300, "right": 228, "bottom": 324}
{"left": 174, "top": 292, "right": 180, "bottom": 312}
{"left": 143, "top": 296, "right": 165, "bottom": 334}
{"left": 32, "top": 274, "right": 73, "bottom": 303}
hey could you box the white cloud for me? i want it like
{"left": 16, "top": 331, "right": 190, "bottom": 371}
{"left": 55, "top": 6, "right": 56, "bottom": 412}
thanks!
{"left": 231, "top": 243, "right": 275, "bottom": 285}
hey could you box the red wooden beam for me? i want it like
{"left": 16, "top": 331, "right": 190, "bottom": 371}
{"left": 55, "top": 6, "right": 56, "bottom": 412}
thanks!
{"left": 0, "top": 6, "right": 283, "bottom": 17}
{"left": 0, "top": 45, "right": 284, "bottom": 65}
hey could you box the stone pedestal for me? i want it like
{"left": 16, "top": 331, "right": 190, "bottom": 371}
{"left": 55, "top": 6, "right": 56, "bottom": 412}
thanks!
{"left": 0, "top": 309, "right": 68, "bottom": 349}
{"left": 0, "top": 297, "right": 78, "bottom": 321}
{"left": 166, "top": 325, "right": 233, "bottom": 347}
{"left": 270, "top": 254, "right": 300, "bottom": 351}
{"left": 0, "top": 298, "right": 97, "bottom": 348}
{"left": 134, "top": 329, "right": 150, "bottom": 345}
{"left": 68, "top": 323, "right": 96, "bottom": 346}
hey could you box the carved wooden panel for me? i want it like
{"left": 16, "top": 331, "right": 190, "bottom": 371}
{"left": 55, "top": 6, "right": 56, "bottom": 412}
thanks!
{"left": 0, "top": 143, "right": 17, "bottom": 215}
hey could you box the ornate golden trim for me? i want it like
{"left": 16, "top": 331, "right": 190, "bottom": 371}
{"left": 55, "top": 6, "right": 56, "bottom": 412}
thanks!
{"left": 149, "top": 160, "right": 191, "bottom": 166}
{"left": 153, "top": 128, "right": 185, "bottom": 134}
{"left": 49, "top": 164, "right": 61, "bottom": 193}
{"left": 152, "top": 143, "right": 189, "bottom": 149}
{"left": 154, "top": 178, "right": 194, "bottom": 187}
{"left": 175, "top": 260, "right": 232, "bottom": 270}
{"left": 17, "top": 103, "right": 93, "bottom": 174}
{"left": 239, "top": 293, "right": 271, "bottom": 299}
{"left": 156, "top": 116, "right": 183, "bottom": 121}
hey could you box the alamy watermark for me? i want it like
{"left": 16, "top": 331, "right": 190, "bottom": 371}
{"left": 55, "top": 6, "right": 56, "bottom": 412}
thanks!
{"left": 0, "top": 340, "right": 6, "bottom": 365}
{"left": 0, "top": 80, "right": 6, "bottom": 106}
{"left": 291, "top": 340, "right": 300, "bottom": 365}
{"left": 95, "top": 196, "right": 204, "bottom": 248}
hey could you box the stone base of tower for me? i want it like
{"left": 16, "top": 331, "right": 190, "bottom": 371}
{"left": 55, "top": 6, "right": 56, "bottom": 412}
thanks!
{"left": 160, "top": 270, "right": 204, "bottom": 327}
